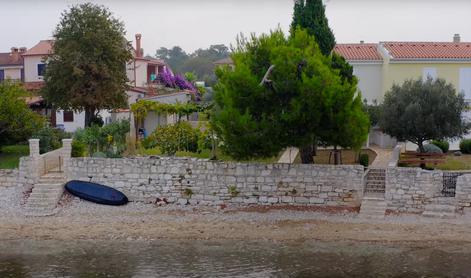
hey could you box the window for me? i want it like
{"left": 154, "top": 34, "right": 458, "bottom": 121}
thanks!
{"left": 422, "top": 67, "right": 437, "bottom": 81}
{"left": 37, "top": 64, "right": 46, "bottom": 77}
{"left": 460, "top": 68, "right": 471, "bottom": 101}
{"left": 63, "top": 111, "right": 74, "bottom": 122}
{"left": 0, "top": 70, "right": 4, "bottom": 81}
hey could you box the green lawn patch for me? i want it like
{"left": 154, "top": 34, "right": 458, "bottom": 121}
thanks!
{"left": 0, "top": 144, "right": 29, "bottom": 169}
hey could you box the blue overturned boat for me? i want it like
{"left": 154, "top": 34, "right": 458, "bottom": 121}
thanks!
{"left": 65, "top": 180, "right": 128, "bottom": 206}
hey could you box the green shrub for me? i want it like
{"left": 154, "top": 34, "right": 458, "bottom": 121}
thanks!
{"left": 431, "top": 140, "right": 449, "bottom": 153}
{"left": 150, "top": 122, "right": 200, "bottom": 155}
{"left": 32, "top": 126, "right": 70, "bottom": 153}
{"left": 71, "top": 140, "right": 86, "bottom": 157}
{"left": 359, "top": 153, "right": 369, "bottom": 167}
{"left": 73, "top": 120, "right": 130, "bottom": 156}
{"left": 92, "top": 151, "right": 107, "bottom": 158}
{"left": 460, "top": 139, "right": 471, "bottom": 154}
{"left": 418, "top": 144, "right": 443, "bottom": 154}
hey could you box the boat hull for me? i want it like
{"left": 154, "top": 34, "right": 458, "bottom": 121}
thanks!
{"left": 65, "top": 180, "right": 128, "bottom": 206}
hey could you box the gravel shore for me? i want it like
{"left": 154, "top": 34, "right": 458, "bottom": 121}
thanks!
{"left": 2, "top": 186, "right": 471, "bottom": 244}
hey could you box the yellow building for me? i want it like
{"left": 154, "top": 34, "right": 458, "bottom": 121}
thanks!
{"left": 335, "top": 34, "right": 471, "bottom": 103}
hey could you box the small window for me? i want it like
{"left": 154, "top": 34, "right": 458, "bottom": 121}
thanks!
{"left": 63, "top": 111, "right": 74, "bottom": 122}
{"left": 37, "top": 64, "right": 46, "bottom": 76}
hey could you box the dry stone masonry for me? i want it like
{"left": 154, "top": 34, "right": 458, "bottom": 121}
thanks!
{"left": 68, "top": 157, "right": 364, "bottom": 206}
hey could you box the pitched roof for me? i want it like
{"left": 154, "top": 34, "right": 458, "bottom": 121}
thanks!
{"left": 382, "top": 42, "right": 471, "bottom": 60}
{"left": 0, "top": 52, "right": 23, "bottom": 66}
{"left": 23, "top": 40, "right": 53, "bottom": 56}
{"left": 334, "top": 44, "right": 382, "bottom": 61}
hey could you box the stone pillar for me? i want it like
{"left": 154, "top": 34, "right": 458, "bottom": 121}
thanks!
{"left": 28, "top": 139, "right": 41, "bottom": 183}
{"left": 29, "top": 139, "right": 40, "bottom": 158}
{"left": 62, "top": 139, "right": 73, "bottom": 179}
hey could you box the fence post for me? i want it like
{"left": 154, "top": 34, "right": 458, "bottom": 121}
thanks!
{"left": 62, "top": 139, "right": 73, "bottom": 179}
{"left": 28, "top": 139, "right": 41, "bottom": 183}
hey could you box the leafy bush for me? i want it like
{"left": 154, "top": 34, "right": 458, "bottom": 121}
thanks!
{"left": 149, "top": 122, "right": 199, "bottom": 155}
{"left": 460, "top": 139, "right": 471, "bottom": 154}
{"left": 32, "top": 126, "right": 71, "bottom": 153}
{"left": 359, "top": 153, "right": 369, "bottom": 167}
{"left": 71, "top": 140, "right": 86, "bottom": 157}
{"left": 418, "top": 144, "right": 443, "bottom": 154}
{"left": 73, "top": 120, "right": 130, "bottom": 157}
{"left": 430, "top": 140, "right": 449, "bottom": 153}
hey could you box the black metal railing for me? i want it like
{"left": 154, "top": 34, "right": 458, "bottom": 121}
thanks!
{"left": 442, "top": 172, "right": 464, "bottom": 197}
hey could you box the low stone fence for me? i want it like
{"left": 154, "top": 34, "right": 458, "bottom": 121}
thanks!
{"left": 0, "top": 169, "right": 19, "bottom": 187}
{"left": 385, "top": 167, "right": 443, "bottom": 213}
{"left": 68, "top": 157, "right": 364, "bottom": 206}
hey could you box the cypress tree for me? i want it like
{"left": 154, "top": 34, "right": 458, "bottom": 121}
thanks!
{"left": 291, "top": 0, "right": 336, "bottom": 56}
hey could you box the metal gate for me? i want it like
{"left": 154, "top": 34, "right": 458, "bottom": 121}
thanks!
{"left": 442, "top": 172, "right": 464, "bottom": 197}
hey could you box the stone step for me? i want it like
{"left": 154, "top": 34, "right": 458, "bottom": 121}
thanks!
{"left": 359, "top": 197, "right": 387, "bottom": 219}
{"left": 422, "top": 211, "right": 456, "bottom": 219}
{"left": 424, "top": 204, "right": 456, "bottom": 213}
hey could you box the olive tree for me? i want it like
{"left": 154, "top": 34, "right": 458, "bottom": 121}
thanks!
{"left": 380, "top": 78, "right": 469, "bottom": 152}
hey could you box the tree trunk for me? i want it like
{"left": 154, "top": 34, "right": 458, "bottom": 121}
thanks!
{"left": 312, "top": 138, "right": 317, "bottom": 157}
{"left": 300, "top": 144, "right": 314, "bottom": 164}
{"left": 333, "top": 145, "right": 341, "bottom": 165}
{"left": 416, "top": 141, "right": 427, "bottom": 169}
{"left": 84, "top": 107, "right": 96, "bottom": 127}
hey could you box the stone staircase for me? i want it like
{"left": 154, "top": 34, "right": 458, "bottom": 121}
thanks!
{"left": 359, "top": 168, "right": 387, "bottom": 218}
{"left": 422, "top": 197, "right": 457, "bottom": 219}
{"left": 359, "top": 197, "right": 387, "bottom": 219}
{"left": 24, "top": 172, "right": 66, "bottom": 217}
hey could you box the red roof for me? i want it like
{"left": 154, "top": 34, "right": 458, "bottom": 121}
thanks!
{"left": 334, "top": 43, "right": 382, "bottom": 61}
{"left": 0, "top": 52, "right": 23, "bottom": 66}
{"left": 382, "top": 42, "right": 471, "bottom": 60}
{"left": 23, "top": 40, "right": 53, "bottom": 56}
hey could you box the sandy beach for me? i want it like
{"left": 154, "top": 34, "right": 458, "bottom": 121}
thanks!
{"left": 1, "top": 186, "right": 471, "bottom": 244}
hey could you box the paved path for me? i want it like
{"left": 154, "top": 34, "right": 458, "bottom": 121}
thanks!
{"left": 278, "top": 147, "right": 299, "bottom": 164}
{"left": 370, "top": 145, "right": 394, "bottom": 168}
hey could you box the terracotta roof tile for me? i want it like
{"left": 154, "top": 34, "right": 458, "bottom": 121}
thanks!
{"left": 334, "top": 44, "right": 382, "bottom": 61}
{"left": 0, "top": 52, "right": 24, "bottom": 66}
{"left": 23, "top": 81, "right": 45, "bottom": 91}
{"left": 23, "top": 40, "right": 53, "bottom": 56}
{"left": 383, "top": 42, "right": 471, "bottom": 60}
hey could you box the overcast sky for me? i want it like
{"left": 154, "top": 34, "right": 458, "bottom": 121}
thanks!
{"left": 1, "top": 0, "right": 470, "bottom": 55}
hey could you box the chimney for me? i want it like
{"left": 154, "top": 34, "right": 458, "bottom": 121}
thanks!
{"left": 360, "top": 40, "right": 365, "bottom": 44}
{"left": 135, "top": 34, "right": 142, "bottom": 57}
{"left": 10, "top": 47, "right": 19, "bottom": 61}
{"left": 19, "top": 47, "right": 27, "bottom": 53}
{"left": 454, "top": 34, "right": 461, "bottom": 43}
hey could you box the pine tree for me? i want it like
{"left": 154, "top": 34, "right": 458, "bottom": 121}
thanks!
{"left": 291, "top": 0, "right": 336, "bottom": 56}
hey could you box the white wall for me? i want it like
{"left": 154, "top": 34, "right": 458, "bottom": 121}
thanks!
{"left": 23, "top": 55, "right": 45, "bottom": 82}
{"left": 351, "top": 63, "right": 383, "bottom": 103}
{"left": 56, "top": 110, "right": 111, "bottom": 132}
{"left": 3, "top": 67, "right": 22, "bottom": 80}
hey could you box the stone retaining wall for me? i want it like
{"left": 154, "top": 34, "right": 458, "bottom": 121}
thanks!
{"left": 68, "top": 157, "right": 364, "bottom": 206}
{"left": 456, "top": 174, "right": 471, "bottom": 212}
{"left": 385, "top": 167, "right": 443, "bottom": 213}
{"left": 0, "top": 169, "right": 19, "bottom": 187}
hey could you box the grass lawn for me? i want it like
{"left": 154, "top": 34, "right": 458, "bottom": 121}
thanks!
{"left": 426, "top": 154, "right": 471, "bottom": 171}
{"left": 294, "top": 149, "right": 376, "bottom": 165}
{"left": 0, "top": 145, "right": 29, "bottom": 169}
{"left": 137, "top": 147, "right": 280, "bottom": 163}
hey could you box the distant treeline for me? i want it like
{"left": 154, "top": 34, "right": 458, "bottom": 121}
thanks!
{"left": 153, "top": 44, "right": 230, "bottom": 86}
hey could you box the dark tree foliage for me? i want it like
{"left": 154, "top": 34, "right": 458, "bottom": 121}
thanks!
{"left": 43, "top": 3, "right": 133, "bottom": 127}
{"left": 380, "top": 78, "right": 469, "bottom": 152}
{"left": 212, "top": 29, "right": 369, "bottom": 163}
{"left": 291, "top": 0, "right": 335, "bottom": 56}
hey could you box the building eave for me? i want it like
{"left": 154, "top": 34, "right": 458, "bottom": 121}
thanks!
{"left": 389, "top": 58, "right": 471, "bottom": 64}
